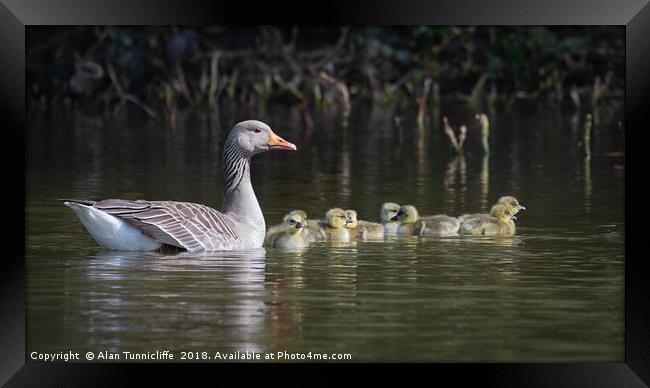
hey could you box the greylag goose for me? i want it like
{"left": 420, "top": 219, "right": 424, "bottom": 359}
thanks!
{"left": 264, "top": 211, "right": 309, "bottom": 249}
{"left": 459, "top": 204, "right": 516, "bottom": 236}
{"left": 344, "top": 209, "right": 384, "bottom": 240}
{"left": 458, "top": 196, "right": 525, "bottom": 223}
{"left": 64, "top": 120, "right": 297, "bottom": 252}
{"left": 380, "top": 202, "right": 401, "bottom": 236}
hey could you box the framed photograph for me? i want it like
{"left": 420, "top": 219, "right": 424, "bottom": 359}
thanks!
{"left": 4, "top": 0, "right": 646, "bottom": 385}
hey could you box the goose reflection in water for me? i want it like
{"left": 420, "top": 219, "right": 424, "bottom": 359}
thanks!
{"left": 78, "top": 248, "right": 268, "bottom": 353}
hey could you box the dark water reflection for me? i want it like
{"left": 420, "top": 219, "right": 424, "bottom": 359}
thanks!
{"left": 26, "top": 105, "right": 624, "bottom": 361}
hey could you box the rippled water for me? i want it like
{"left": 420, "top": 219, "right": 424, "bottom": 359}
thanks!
{"left": 26, "top": 105, "right": 624, "bottom": 361}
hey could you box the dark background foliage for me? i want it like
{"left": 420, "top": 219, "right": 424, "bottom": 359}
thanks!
{"left": 27, "top": 26, "right": 624, "bottom": 126}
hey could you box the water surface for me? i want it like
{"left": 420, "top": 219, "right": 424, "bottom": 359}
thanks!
{"left": 26, "top": 105, "right": 625, "bottom": 361}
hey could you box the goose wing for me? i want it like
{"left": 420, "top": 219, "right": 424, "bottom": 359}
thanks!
{"left": 94, "top": 199, "right": 240, "bottom": 252}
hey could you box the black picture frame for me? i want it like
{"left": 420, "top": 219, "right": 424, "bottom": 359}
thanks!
{"left": 4, "top": 0, "right": 646, "bottom": 385}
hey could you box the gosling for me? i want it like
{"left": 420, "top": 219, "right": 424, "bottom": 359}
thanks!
{"left": 381, "top": 202, "right": 401, "bottom": 236}
{"left": 345, "top": 209, "right": 385, "bottom": 240}
{"left": 458, "top": 196, "right": 525, "bottom": 222}
{"left": 459, "top": 204, "right": 516, "bottom": 236}
{"left": 391, "top": 205, "right": 428, "bottom": 236}
{"left": 306, "top": 208, "right": 352, "bottom": 242}
{"left": 264, "top": 211, "right": 309, "bottom": 248}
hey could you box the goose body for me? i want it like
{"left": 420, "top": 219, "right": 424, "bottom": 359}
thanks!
{"left": 64, "top": 120, "right": 296, "bottom": 252}
{"left": 64, "top": 200, "right": 162, "bottom": 251}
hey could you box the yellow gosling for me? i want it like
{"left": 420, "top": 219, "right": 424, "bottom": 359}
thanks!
{"left": 345, "top": 209, "right": 385, "bottom": 240}
{"left": 381, "top": 202, "right": 401, "bottom": 236}
{"left": 458, "top": 196, "right": 525, "bottom": 222}
{"left": 306, "top": 208, "right": 352, "bottom": 242}
{"left": 459, "top": 204, "right": 516, "bottom": 236}
{"left": 264, "top": 211, "right": 309, "bottom": 248}
{"left": 391, "top": 205, "right": 427, "bottom": 236}
{"left": 266, "top": 210, "right": 307, "bottom": 236}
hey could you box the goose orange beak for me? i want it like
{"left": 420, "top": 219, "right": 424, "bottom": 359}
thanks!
{"left": 268, "top": 131, "right": 297, "bottom": 151}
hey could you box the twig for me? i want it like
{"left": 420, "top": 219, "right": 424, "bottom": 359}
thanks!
{"left": 107, "top": 64, "right": 160, "bottom": 120}
{"left": 416, "top": 78, "right": 432, "bottom": 129}
{"left": 476, "top": 113, "right": 490, "bottom": 155}
{"left": 584, "top": 113, "right": 592, "bottom": 161}
{"left": 443, "top": 117, "right": 460, "bottom": 151}
{"left": 458, "top": 124, "right": 467, "bottom": 150}
{"left": 318, "top": 72, "right": 351, "bottom": 122}
{"left": 208, "top": 51, "right": 221, "bottom": 108}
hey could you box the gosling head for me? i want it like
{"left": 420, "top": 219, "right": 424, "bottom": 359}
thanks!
{"left": 227, "top": 120, "right": 297, "bottom": 156}
{"left": 326, "top": 208, "right": 350, "bottom": 229}
{"left": 381, "top": 202, "right": 401, "bottom": 223}
{"left": 497, "top": 196, "right": 525, "bottom": 216}
{"left": 391, "top": 205, "right": 419, "bottom": 224}
{"left": 283, "top": 210, "right": 307, "bottom": 222}
{"left": 282, "top": 211, "right": 306, "bottom": 235}
{"left": 344, "top": 210, "right": 358, "bottom": 228}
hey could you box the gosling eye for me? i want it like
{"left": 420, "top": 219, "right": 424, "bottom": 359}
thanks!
{"left": 254, "top": 128, "right": 261, "bottom": 133}
{"left": 289, "top": 220, "right": 295, "bottom": 224}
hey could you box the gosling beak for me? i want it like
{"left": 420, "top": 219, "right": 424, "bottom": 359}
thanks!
{"left": 518, "top": 205, "right": 526, "bottom": 211}
{"left": 390, "top": 214, "right": 400, "bottom": 222}
{"left": 511, "top": 215, "right": 517, "bottom": 220}
{"left": 345, "top": 218, "right": 353, "bottom": 226}
{"left": 295, "top": 222, "right": 304, "bottom": 229}
{"left": 268, "top": 131, "right": 297, "bottom": 151}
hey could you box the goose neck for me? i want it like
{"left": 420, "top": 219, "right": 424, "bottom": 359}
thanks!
{"left": 221, "top": 144, "right": 265, "bottom": 231}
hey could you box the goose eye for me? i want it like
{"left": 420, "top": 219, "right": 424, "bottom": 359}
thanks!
{"left": 254, "top": 128, "right": 261, "bottom": 133}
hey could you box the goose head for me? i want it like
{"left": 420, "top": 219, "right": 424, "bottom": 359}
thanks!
{"left": 381, "top": 202, "right": 401, "bottom": 223}
{"left": 326, "top": 208, "right": 350, "bottom": 229}
{"left": 344, "top": 210, "right": 358, "bottom": 228}
{"left": 497, "top": 196, "right": 525, "bottom": 216}
{"left": 228, "top": 120, "right": 297, "bottom": 155}
{"left": 391, "top": 205, "right": 419, "bottom": 224}
{"left": 282, "top": 211, "right": 306, "bottom": 235}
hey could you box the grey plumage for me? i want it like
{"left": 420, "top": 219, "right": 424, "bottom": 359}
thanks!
{"left": 91, "top": 199, "right": 241, "bottom": 252}
{"left": 64, "top": 120, "right": 297, "bottom": 252}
